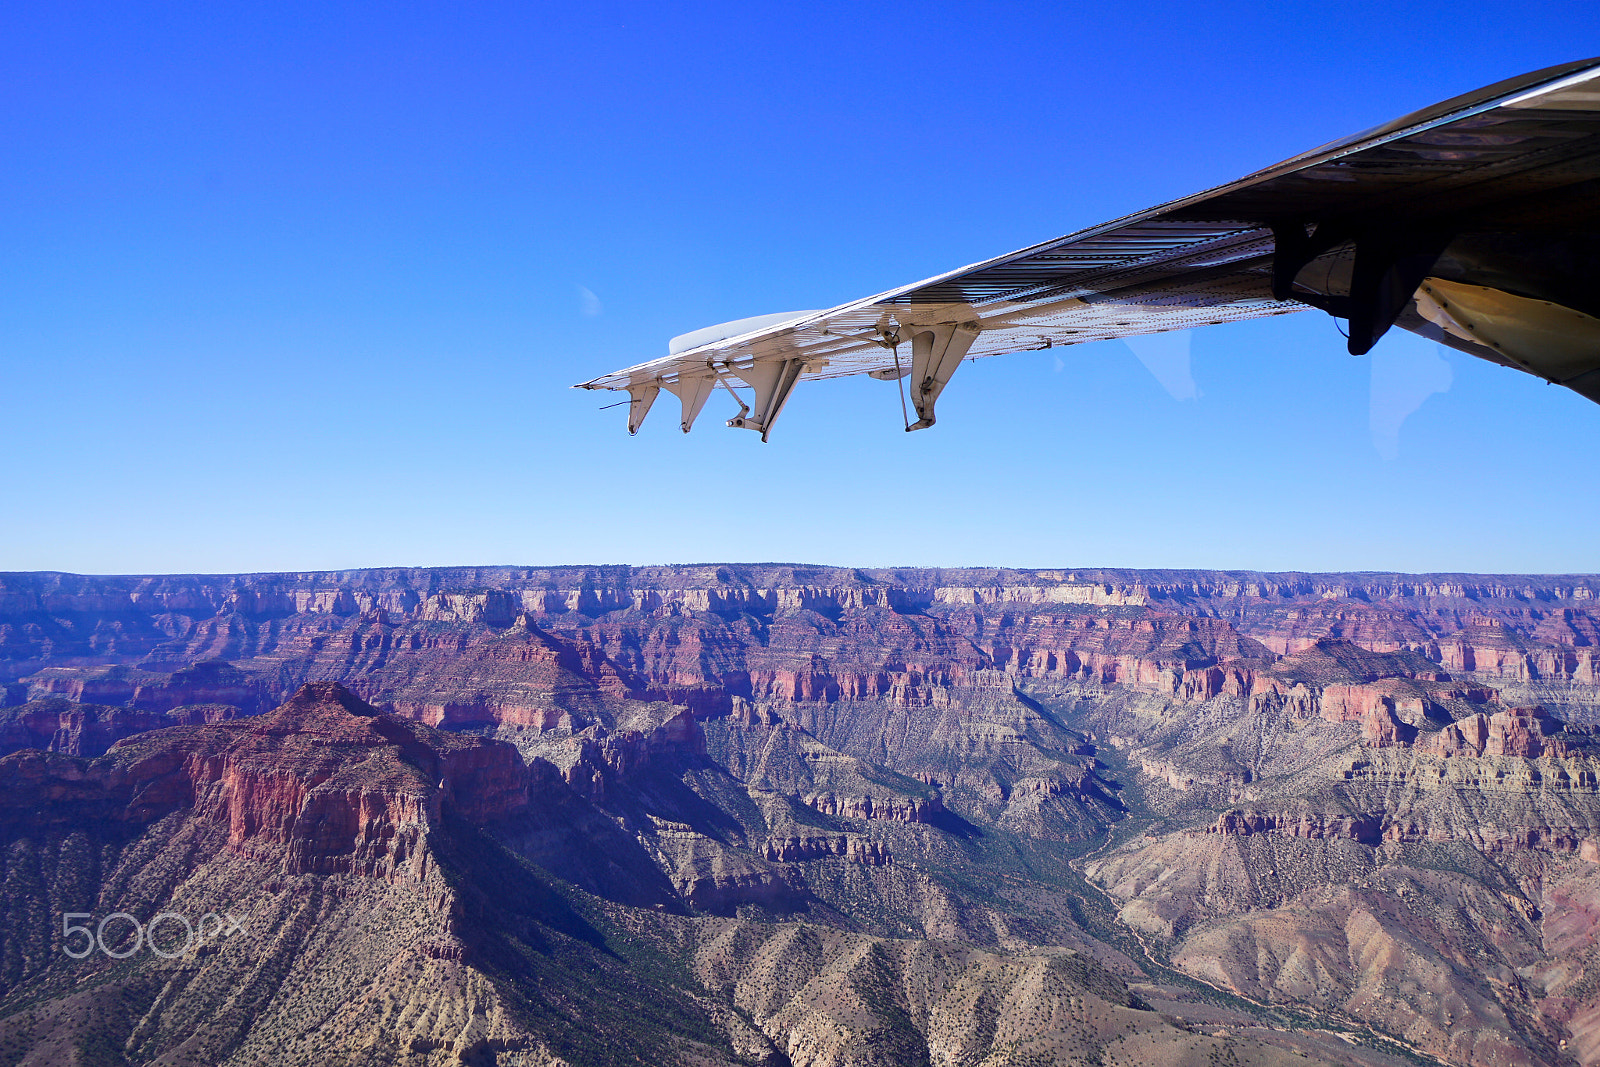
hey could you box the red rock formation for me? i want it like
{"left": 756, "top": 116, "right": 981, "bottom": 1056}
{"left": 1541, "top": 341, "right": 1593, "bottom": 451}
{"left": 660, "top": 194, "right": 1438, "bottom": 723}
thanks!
{"left": 962, "top": 613, "right": 1271, "bottom": 694}
{"left": 1235, "top": 602, "right": 1440, "bottom": 656}
{"left": 1438, "top": 619, "right": 1600, "bottom": 683}
{"left": 1321, "top": 681, "right": 1438, "bottom": 724}
{"left": 1535, "top": 608, "right": 1600, "bottom": 649}
{"left": 1358, "top": 700, "right": 1415, "bottom": 746}
{"left": 0, "top": 698, "right": 173, "bottom": 756}
{"left": 1421, "top": 706, "right": 1567, "bottom": 759}
{"left": 0, "top": 682, "right": 530, "bottom": 880}
{"left": 23, "top": 660, "right": 267, "bottom": 715}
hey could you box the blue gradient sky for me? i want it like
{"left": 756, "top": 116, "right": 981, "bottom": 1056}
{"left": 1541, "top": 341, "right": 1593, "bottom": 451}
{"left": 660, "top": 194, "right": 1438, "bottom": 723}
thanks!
{"left": 3, "top": 1, "right": 1597, "bottom": 575}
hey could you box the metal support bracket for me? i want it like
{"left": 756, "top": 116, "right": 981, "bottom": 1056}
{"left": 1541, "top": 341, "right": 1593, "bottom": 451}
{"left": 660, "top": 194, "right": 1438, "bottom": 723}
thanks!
{"left": 665, "top": 376, "right": 715, "bottom": 433}
{"left": 727, "top": 358, "right": 806, "bottom": 442}
{"left": 906, "top": 322, "right": 981, "bottom": 431}
{"left": 625, "top": 382, "right": 659, "bottom": 436}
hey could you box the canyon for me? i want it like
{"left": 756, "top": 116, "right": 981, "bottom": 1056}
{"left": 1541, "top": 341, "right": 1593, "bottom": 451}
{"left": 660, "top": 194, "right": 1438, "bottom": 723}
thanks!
{"left": 2, "top": 564, "right": 1599, "bottom": 1066}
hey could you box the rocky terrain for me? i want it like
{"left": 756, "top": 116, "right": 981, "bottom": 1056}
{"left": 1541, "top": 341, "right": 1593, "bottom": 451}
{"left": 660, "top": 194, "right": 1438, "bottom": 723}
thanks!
{"left": 2, "top": 565, "right": 1599, "bottom": 1065}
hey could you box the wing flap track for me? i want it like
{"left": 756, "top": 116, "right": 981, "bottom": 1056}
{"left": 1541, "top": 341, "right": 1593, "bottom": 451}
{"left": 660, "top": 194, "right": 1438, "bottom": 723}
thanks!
{"left": 908, "top": 322, "right": 981, "bottom": 431}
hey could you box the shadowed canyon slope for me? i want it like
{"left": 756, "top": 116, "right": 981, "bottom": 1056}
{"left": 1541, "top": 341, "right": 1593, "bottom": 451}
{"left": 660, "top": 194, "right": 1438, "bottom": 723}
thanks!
{"left": 3, "top": 565, "right": 1600, "bottom": 1066}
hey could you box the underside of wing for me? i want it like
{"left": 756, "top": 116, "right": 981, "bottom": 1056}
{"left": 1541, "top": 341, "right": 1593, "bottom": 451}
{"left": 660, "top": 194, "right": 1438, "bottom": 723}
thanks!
{"left": 577, "top": 57, "right": 1600, "bottom": 438}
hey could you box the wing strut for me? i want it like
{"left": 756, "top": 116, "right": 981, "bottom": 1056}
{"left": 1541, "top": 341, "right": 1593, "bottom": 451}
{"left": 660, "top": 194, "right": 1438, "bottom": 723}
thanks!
{"left": 892, "top": 341, "right": 911, "bottom": 431}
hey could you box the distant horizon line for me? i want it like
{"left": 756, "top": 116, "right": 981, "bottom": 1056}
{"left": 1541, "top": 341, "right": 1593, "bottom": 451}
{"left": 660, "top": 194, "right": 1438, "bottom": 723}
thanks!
{"left": 4, "top": 563, "right": 1598, "bottom": 581}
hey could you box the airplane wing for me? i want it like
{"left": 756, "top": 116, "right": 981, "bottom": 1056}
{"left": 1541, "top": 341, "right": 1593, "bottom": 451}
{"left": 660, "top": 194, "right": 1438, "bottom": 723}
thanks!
{"left": 576, "top": 57, "right": 1600, "bottom": 439}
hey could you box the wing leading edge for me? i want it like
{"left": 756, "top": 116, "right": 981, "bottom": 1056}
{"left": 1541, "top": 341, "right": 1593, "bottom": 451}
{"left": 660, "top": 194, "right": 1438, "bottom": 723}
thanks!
{"left": 577, "top": 58, "right": 1600, "bottom": 438}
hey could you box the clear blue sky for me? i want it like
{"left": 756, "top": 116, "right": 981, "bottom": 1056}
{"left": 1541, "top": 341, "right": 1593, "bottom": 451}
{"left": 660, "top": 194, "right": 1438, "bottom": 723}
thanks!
{"left": 3, "top": 1, "right": 1597, "bottom": 575}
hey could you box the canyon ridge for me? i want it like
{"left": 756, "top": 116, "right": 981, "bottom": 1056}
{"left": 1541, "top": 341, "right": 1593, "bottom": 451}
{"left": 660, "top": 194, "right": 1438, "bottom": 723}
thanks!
{"left": 3, "top": 564, "right": 1600, "bottom": 1067}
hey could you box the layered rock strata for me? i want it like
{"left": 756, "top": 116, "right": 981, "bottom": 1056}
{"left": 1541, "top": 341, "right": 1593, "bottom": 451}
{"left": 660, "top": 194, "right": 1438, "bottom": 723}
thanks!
{"left": 4, "top": 565, "right": 1600, "bottom": 1065}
